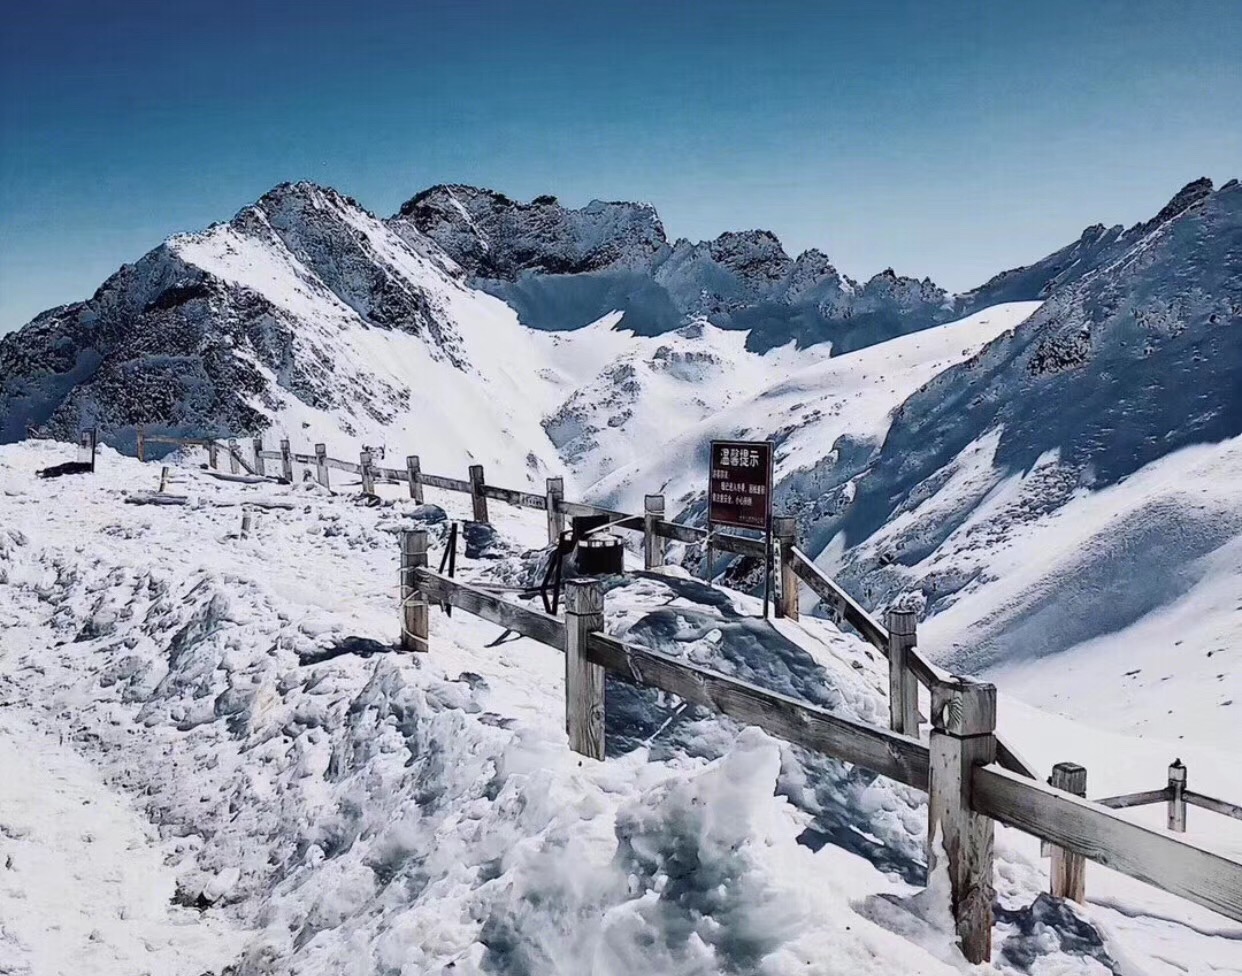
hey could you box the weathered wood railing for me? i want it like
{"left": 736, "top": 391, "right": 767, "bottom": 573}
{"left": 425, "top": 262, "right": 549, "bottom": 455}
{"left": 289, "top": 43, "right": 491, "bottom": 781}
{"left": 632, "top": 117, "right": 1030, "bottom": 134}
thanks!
{"left": 396, "top": 545, "right": 1242, "bottom": 962}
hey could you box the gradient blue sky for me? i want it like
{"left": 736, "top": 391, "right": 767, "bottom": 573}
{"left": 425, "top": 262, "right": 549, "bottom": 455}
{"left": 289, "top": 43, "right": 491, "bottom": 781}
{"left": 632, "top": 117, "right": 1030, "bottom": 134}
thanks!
{"left": 2, "top": 0, "right": 1239, "bottom": 333}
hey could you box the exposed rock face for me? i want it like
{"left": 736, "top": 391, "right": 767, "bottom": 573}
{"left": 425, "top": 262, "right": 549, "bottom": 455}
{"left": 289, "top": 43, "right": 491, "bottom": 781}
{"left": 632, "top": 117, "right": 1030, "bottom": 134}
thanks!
{"left": 0, "top": 183, "right": 497, "bottom": 450}
{"left": 397, "top": 186, "right": 970, "bottom": 353}
{"left": 392, "top": 185, "right": 668, "bottom": 278}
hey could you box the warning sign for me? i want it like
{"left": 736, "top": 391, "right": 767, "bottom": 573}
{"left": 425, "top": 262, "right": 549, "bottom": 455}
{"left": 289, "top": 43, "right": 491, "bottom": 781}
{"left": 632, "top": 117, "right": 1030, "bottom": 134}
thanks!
{"left": 708, "top": 440, "right": 773, "bottom": 530}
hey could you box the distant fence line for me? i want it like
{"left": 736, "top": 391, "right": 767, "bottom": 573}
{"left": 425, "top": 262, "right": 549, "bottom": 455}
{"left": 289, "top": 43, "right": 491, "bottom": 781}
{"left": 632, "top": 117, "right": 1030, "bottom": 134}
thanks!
{"left": 130, "top": 427, "right": 1242, "bottom": 962}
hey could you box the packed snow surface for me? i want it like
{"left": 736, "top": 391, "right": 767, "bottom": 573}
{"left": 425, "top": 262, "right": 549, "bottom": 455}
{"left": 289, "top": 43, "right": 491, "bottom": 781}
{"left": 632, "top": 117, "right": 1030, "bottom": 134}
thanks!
{"left": 1, "top": 442, "right": 1239, "bottom": 974}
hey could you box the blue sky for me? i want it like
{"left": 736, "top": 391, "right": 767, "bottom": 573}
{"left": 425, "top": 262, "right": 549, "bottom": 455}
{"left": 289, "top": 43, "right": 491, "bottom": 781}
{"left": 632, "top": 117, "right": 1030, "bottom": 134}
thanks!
{"left": 2, "top": 0, "right": 1239, "bottom": 333}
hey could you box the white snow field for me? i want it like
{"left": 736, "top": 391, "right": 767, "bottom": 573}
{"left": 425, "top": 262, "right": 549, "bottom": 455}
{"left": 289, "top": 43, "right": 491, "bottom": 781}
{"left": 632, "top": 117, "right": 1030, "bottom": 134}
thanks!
{"left": 1, "top": 442, "right": 1240, "bottom": 975}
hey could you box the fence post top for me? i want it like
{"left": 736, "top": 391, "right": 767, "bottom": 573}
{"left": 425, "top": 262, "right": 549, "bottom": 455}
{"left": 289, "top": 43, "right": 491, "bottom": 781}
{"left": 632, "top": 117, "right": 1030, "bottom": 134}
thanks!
{"left": 469, "top": 464, "right": 484, "bottom": 476}
{"left": 407, "top": 454, "right": 419, "bottom": 463}
{"left": 887, "top": 607, "right": 918, "bottom": 635}
{"left": 1169, "top": 760, "right": 1187, "bottom": 784}
{"left": 315, "top": 443, "right": 326, "bottom": 453}
{"left": 931, "top": 677, "right": 996, "bottom": 736}
{"left": 644, "top": 493, "right": 665, "bottom": 512}
{"left": 564, "top": 578, "right": 604, "bottom": 615}
{"left": 772, "top": 514, "right": 796, "bottom": 535}
{"left": 280, "top": 438, "right": 290, "bottom": 447}
{"left": 546, "top": 475, "right": 564, "bottom": 490}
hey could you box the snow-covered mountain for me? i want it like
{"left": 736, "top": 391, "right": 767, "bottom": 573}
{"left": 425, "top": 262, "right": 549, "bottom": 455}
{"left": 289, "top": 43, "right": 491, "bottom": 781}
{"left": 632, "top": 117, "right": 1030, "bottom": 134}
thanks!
{"left": 394, "top": 182, "right": 1155, "bottom": 354}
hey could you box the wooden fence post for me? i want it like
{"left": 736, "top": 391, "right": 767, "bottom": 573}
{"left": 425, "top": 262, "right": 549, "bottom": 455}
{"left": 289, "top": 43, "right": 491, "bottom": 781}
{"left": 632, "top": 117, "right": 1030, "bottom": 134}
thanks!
{"left": 564, "top": 579, "right": 606, "bottom": 760}
{"left": 253, "top": 437, "right": 265, "bottom": 477}
{"left": 228, "top": 438, "right": 241, "bottom": 474}
{"left": 1168, "top": 760, "right": 1187, "bottom": 833}
{"left": 136, "top": 427, "right": 146, "bottom": 462}
{"left": 400, "top": 529, "right": 428, "bottom": 653}
{"left": 469, "top": 464, "right": 489, "bottom": 523}
{"left": 887, "top": 608, "right": 920, "bottom": 736}
{"left": 773, "top": 516, "right": 798, "bottom": 620}
{"left": 928, "top": 677, "right": 996, "bottom": 965}
{"left": 280, "top": 439, "right": 293, "bottom": 482}
{"left": 360, "top": 450, "right": 375, "bottom": 496}
{"left": 158, "top": 466, "right": 169, "bottom": 493}
{"left": 644, "top": 494, "right": 666, "bottom": 570}
{"left": 406, "top": 455, "right": 424, "bottom": 503}
{"left": 315, "top": 443, "right": 329, "bottom": 488}
{"left": 1049, "top": 762, "right": 1087, "bottom": 901}
{"left": 546, "top": 477, "right": 565, "bottom": 545}
{"left": 208, "top": 441, "right": 219, "bottom": 469}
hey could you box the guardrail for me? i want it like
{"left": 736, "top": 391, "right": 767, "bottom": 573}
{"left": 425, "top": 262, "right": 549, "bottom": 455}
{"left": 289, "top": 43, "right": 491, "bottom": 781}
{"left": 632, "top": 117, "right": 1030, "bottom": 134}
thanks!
{"left": 394, "top": 534, "right": 1242, "bottom": 964}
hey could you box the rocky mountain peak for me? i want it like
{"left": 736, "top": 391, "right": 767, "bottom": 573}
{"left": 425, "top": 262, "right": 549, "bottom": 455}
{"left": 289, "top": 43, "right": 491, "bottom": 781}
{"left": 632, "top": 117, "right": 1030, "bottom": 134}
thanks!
{"left": 390, "top": 184, "right": 668, "bottom": 279}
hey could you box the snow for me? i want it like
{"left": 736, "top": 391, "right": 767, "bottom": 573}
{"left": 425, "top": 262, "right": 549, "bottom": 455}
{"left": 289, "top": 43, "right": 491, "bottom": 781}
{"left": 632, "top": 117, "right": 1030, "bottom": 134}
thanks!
{"left": 1, "top": 441, "right": 1239, "bottom": 974}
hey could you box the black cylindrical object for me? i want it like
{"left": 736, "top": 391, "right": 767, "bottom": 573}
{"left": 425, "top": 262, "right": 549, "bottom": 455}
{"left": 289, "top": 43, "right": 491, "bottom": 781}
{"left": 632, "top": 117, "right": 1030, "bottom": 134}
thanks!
{"left": 571, "top": 514, "right": 610, "bottom": 540}
{"left": 576, "top": 532, "right": 624, "bottom": 575}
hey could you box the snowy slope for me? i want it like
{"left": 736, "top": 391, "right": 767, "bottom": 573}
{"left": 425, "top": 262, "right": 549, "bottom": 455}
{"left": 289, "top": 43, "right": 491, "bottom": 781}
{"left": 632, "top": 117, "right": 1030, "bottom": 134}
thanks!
{"left": 587, "top": 302, "right": 1042, "bottom": 520}
{"left": 3, "top": 441, "right": 1238, "bottom": 975}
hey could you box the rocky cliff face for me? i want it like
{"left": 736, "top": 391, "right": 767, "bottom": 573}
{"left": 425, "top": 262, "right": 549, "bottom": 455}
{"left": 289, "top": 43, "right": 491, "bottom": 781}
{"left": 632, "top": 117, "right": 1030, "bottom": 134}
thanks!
{"left": 396, "top": 186, "right": 971, "bottom": 353}
{"left": 0, "top": 182, "right": 559, "bottom": 476}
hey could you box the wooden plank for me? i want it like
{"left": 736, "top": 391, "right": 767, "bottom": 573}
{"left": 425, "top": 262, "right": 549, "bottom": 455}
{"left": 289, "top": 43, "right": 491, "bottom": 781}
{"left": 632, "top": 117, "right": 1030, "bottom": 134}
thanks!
{"left": 712, "top": 532, "right": 767, "bottom": 559}
{"left": 400, "top": 530, "right": 428, "bottom": 652}
{"left": 1049, "top": 762, "right": 1088, "bottom": 902}
{"left": 374, "top": 465, "right": 407, "bottom": 484}
{"left": 407, "top": 456, "right": 424, "bottom": 502}
{"left": 419, "top": 472, "right": 472, "bottom": 493}
{"left": 416, "top": 569, "right": 566, "bottom": 651}
{"left": 886, "top": 609, "right": 920, "bottom": 735}
{"left": 1186, "top": 791, "right": 1242, "bottom": 821}
{"left": 327, "top": 457, "right": 362, "bottom": 474}
{"left": 1095, "top": 788, "right": 1170, "bottom": 810}
{"left": 584, "top": 632, "right": 929, "bottom": 790}
{"left": 972, "top": 765, "right": 1242, "bottom": 923}
{"left": 481, "top": 484, "right": 548, "bottom": 510}
{"left": 292, "top": 452, "right": 316, "bottom": 464}
{"left": 644, "top": 495, "right": 666, "bottom": 570}
{"left": 788, "top": 547, "right": 890, "bottom": 651}
{"left": 773, "top": 516, "right": 798, "bottom": 620}
{"left": 469, "top": 465, "right": 489, "bottom": 522}
{"left": 559, "top": 499, "right": 643, "bottom": 528}
{"left": 928, "top": 679, "right": 996, "bottom": 964}
{"left": 545, "top": 477, "right": 565, "bottom": 545}
{"left": 651, "top": 518, "right": 707, "bottom": 544}
{"left": 259, "top": 450, "right": 283, "bottom": 460}
{"left": 564, "top": 581, "right": 606, "bottom": 759}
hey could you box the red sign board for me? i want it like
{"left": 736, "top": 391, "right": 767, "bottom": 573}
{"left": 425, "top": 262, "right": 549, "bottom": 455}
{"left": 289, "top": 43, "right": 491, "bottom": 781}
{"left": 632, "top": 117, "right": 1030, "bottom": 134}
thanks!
{"left": 708, "top": 440, "right": 773, "bottom": 530}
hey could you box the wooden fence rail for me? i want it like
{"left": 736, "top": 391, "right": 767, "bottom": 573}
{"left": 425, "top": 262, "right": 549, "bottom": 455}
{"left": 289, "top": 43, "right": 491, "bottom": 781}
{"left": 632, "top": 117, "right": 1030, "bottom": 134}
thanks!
{"left": 398, "top": 556, "right": 1242, "bottom": 963}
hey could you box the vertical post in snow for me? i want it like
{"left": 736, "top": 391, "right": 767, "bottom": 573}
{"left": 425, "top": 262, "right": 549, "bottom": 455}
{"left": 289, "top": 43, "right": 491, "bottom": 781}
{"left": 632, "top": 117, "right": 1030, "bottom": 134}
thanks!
{"left": 1049, "top": 762, "right": 1088, "bottom": 902}
{"left": 643, "top": 494, "right": 666, "bottom": 570}
{"left": 228, "top": 438, "right": 241, "bottom": 475}
{"left": 360, "top": 450, "right": 375, "bottom": 496}
{"left": 564, "top": 579, "right": 606, "bottom": 760}
{"left": 158, "top": 466, "right": 169, "bottom": 493}
{"left": 253, "top": 437, "right": 265, "bottom": 477}
{"left": 469, "top": 464, "right": 489, "bottom": 523}
{"left": 928, "top": 676, "right": 996, "bottom": 965}
{"left": 1168, "top": 760, "right": 1187, "bottom": 833}
{"left": 315, "top": 443, "right": 329, "bottom": 488}
{"left": 400, "top": 529, "right": 429, "bottom": 653}
{"left": 887, "top": 608, "right": 921, "bottom": 736}
{"left": 208, "top": 441, "right": 219, "bottom": 469}
{"left": 240, "top": 512, "right": 252, "bottom": 537}
{"left": 280, "top": 439, "right": 293, "bottom": 482}
{"left": 773, "top": 516, "right": 799, "bottom": 620}
{"left": 545, "top": 477, "right": 565, "bottom": 545}
{"left": 407, "top": 455, "right": 423, "bottom": 503}
{"left": 136, "top": 427, "right": 146, "bottom": 462}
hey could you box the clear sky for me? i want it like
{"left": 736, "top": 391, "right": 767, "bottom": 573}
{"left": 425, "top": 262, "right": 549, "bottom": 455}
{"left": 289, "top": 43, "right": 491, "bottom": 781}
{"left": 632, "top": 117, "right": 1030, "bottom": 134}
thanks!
{"left": 2, "top": 0, "right": 1239, "bottom": 333}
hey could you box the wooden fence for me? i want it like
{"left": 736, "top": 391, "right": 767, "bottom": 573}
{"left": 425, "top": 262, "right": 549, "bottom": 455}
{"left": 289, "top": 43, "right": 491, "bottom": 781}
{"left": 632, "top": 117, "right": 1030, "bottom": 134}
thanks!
{"left": 130, "top": 428, "right": 1242, "bottom": 960}
{"left": 397, "top": 532, "right": 1242, "bottom": 964}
